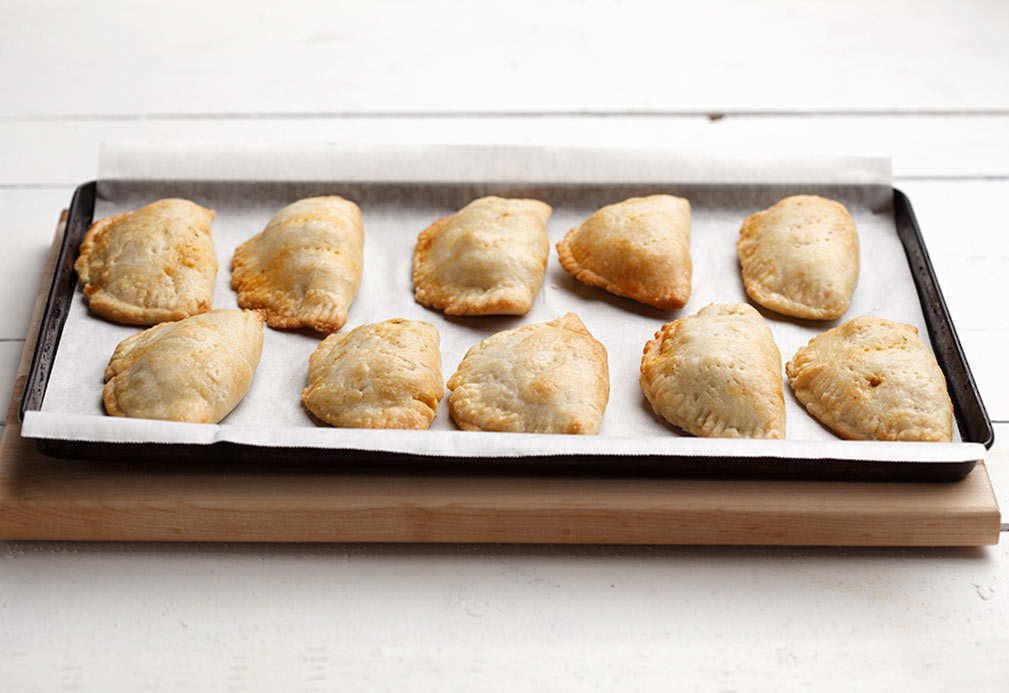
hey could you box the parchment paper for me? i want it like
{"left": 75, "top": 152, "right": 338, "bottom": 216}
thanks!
{"left": 21, "top": 143, "right": 984, "bottom": 464}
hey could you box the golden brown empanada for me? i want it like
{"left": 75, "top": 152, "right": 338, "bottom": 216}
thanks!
{"left": 413, "top": 196, "right": 551, "bottom": 315}
{"left": 75, "top": 198, "right": 217, "bottom": 325}
{"left": 557, "top": 194, "right": 691, "bottom": 309}
{"left": 103, "top": 309, "right": 265, "bottom": 423}
{"left": 302, "top": 319, "right": 444, "bottom": 430}
{"left": 232, "top": 196, "right": 364, "bottom": 332}
{"left": 447, "top": 313, "right": 609, "bottom": 434}
{"left": 737, "top": 194, "right": 859, "bottom": 319}
{"left": 786, "top": 316, "right": 953, "bottom": 441}
{"left": 640, "top": 303, "right": 785, "bottom": 439}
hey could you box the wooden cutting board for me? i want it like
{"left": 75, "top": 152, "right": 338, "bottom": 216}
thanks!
{"left": 0, "top": 214, "right": 999, "bottom": 545}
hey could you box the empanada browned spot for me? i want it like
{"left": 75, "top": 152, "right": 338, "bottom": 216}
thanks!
{"left": 640, "top": 303, "right": 785, "bottom": 439}
{"left": 447, "top": 313, "right": 609, "bottom": 434}
{"left": 786, "top": 316, "right": 953, "bottom": 441}
{"left": 413, "top": 196, "right": 551, "bottom": 316}
{"left": 232, "top": 196, "right": 364, "bottom": 332}
{"left": 75, "top": 198, "right": 217, "bottom": 325}
{"left": 103, "top": 309, "right": 265, "bottom": 423}
{"left": 302, "top": 319, "right": 444, "bottom": 430}
{"left": 737, "top": 194, "right": 859, "bottom": 319}
{"left": 557, "top": 194, "right": 691, "bottom": 310}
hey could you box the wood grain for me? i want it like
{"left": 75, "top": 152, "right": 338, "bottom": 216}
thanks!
{"left": 0, "top": 214, "right": 999, "bottom": 545}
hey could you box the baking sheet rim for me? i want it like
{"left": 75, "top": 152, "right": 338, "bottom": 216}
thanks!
{"left": 17, "top": 172, "right": 988, "bottom": 470}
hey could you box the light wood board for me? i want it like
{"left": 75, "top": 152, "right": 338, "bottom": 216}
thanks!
{"left": 0, "top": 214, "right": 999, "bottom": 545}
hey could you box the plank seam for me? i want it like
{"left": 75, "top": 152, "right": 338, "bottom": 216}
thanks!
{"left": 4, "top": 109, "right": 1009, "bottom": 122}
{"left": 0, "top": 183, "right": 75, "bottom": 190}
{"left": 3, "top": 178, "right": 1009, "bottom": 191}
{"left": 895, "top": 175, "right": 1009, "bottom": 181}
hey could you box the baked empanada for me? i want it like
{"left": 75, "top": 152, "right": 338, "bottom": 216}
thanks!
{"left": 75, "top": 198, "right": 217, "bottom": 325}
{"left": 103, "top": 309, "right": 265, "bottom": 423}
{"left": 302, "top": 319, "right": 444, "bottom": 429}
{"left": 640, "top": 303, "right": 785, "bottom": 439}
{"left": 557, "top": 194, "right": 691, "bottom": 309}
{"left": 413, "top": 196, "right": 551, "bottom": 315}
{"left": 447, "top": 312, "right": 609, "bottom": 434}
{"left": 786, "top": 316, "right": 953, "bottom": 441}
{"left": 232, "top": 196, "right": 364, "bottom": 332}
{"left": 737, "top": 194, "right": 859, "bottom": 319}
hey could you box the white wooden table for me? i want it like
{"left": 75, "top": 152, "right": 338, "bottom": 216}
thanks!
{"left": 2, "top": 1, "right": 1007, "bottom": 689}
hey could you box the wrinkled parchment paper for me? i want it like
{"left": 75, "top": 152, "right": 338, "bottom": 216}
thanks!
{"left": 22, "top": 144, "right": 982, "bottom": 464}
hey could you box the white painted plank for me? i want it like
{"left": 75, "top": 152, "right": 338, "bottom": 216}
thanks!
{"left": 957, "top": 329, "right": 1009, "bottom": 424}
{"left": 2, "top": 538, "right": 1007, "bottom": 691}
{"left": 2, "top": 0, "right": 1008, "bottom": 117}
{"left": 2, "top": 115, "right": 1009, "bottom": 187}
{"left": 898, "top": 181, "right": 1009, "bottom": 334}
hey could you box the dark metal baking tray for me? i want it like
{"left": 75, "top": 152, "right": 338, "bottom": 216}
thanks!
{"left": 17, "top": 180, "right": 993, "bottom": 481}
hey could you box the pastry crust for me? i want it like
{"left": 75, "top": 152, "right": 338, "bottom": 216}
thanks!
{"left": 737, "top": 194, "right": 859, "bottom": 319}
{"left": 639, "top": 303, "right": 785, "bottom": 439}
{"left": 786, "top": 316, "right": 953, "bottom": 441}
{"left": 557, "top": 194, "right": 691, "bottom": 309}
{"left": 103, "top": 309, "right": 265, "bottom": 423}
{"left": 74, "top": 198, "right": 217, "bottom": 325}
{"left": 302, "top": 319, "right": 444, "bottom": 430}
{"left": 413, "top": 196, "right": 551, "bottom": 315}
{"left": 447, "top": 313, "right": 609, "bottom": 434}
{"left": 232, "top": 196, "right": 364, "bottom": 332}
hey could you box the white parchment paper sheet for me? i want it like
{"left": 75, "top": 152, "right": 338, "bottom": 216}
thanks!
{"left": 23, "top": 144, "right": 982, "bottom": 463}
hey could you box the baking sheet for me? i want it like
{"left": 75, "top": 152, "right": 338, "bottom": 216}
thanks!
{"left": 20, "top": 144, "right": 985, "bottom": 465}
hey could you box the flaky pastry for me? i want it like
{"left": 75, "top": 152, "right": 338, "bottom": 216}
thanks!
{"left": 75, "top": 198, "right": 217, "bottom": 325}
{"left": 302, "top": 319, "right": 444, "bottom": 429}
{"left": 413, "top": 196, "right": 551, "bottom": 315}
{"left": 232, "top": 196, "right": 364, "bottom": 332}
{"left": 640, "top": 303, "right": 785, "bottom": 439}
{"left": 737, "top": 194, "right": 859, "bottom": 319}
{"left": 447, "top": 313, "right": 609, "bottom": 434}
{"left": 786, "top": 316, "right": 953, "bottom": 441}
{"left": 557, "top": 194, "right": 692, "bottom": 309}
{"left": 103, "top": 309, "right": 265, "bottom": 423}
